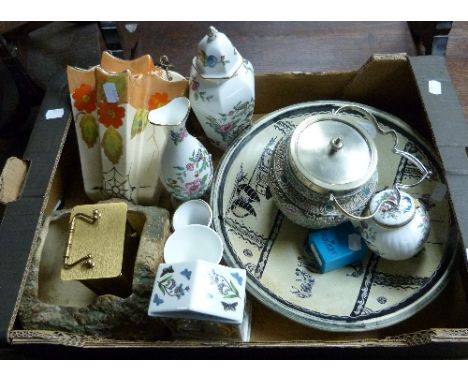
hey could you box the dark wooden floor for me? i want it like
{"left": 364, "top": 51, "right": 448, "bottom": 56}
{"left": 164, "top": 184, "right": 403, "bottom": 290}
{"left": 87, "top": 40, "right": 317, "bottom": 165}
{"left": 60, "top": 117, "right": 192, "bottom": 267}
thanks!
{"left": 144, "top": 21, "right": 468, "bottom": 123}
{"left": 8, "top": 21, "right": 465, "bottom": 118}
{"left": 4, "top": 21, "right": 468, "bottom": 116}
{"left": 134, "top": 21, "right": 418, "bottom": 74}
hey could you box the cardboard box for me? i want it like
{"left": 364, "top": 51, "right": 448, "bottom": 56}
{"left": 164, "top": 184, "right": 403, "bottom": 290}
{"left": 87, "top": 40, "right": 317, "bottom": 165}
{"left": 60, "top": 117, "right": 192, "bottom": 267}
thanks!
{"left": 2, "top": 54, "right": 468, "bottom": 357}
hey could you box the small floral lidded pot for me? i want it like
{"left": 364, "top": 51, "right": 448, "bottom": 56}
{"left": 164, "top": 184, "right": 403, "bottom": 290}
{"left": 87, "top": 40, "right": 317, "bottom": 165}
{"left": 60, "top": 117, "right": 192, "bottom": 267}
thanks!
{"left": 359, "top": 189, "right": 431, "bottom": 261}
{"left": 189, "top": 26, "right": 255, "bottom": 150}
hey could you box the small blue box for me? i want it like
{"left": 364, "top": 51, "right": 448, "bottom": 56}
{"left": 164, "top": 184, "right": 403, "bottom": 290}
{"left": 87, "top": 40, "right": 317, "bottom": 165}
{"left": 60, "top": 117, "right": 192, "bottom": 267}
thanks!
{"left": 304, "top": 222, "right": 368, "bottom": 273}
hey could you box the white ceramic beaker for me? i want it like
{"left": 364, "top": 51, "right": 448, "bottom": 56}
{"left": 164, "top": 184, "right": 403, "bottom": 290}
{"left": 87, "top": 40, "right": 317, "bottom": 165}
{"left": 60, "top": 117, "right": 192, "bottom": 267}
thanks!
{"left": 163, "top": 224, "right": 223, "bottom": 264}
{"left": 172, "top": 199, "right": 213, "bottom": 230}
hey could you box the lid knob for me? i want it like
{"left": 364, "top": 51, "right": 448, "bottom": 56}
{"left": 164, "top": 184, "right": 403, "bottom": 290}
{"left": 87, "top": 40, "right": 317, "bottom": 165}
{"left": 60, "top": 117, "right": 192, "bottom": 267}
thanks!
{"left": 157, "top": 55, "right": 174, "bottom": 81}
{"left": 208, "top": 26, "right": 218, "bottom": 40}
{"left": 330, "top": 137, "right": 344, "bottom": 153}
{"left": 370, "top": 190, "right": 416, "bottom": 228}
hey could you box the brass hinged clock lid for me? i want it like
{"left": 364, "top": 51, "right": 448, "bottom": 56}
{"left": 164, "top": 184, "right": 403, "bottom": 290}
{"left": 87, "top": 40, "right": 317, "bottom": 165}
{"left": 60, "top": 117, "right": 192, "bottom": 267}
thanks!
{"left": 61, "top": 202, "right": 128, "bottom": 281}
{"left": 289, "top": 113, "right": 378, "bottom": 193}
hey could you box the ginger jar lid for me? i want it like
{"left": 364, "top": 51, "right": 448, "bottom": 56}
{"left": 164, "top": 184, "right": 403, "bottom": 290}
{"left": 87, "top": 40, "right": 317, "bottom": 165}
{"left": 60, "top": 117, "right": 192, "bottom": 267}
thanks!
{"left": 289, "top": 113, "right": 378, "bottom": 193}
{"left": 193, "top": 26, "right": 243, "bottom": 79}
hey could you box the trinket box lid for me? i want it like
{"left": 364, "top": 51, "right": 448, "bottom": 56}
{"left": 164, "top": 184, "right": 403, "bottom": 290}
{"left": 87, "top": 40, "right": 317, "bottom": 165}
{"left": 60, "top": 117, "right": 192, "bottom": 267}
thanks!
{"left": 148, "top": 260, "right": 247, "bottom": 325}
{"left": 289, "top": 113, "right": 378, "bottom": 193}
{"left": 193, "top": 26, "right": 243, "bottom": 79}
{"left": 61, "top": 202, "right": 128, "bottom": 281}
{"left": 369, "top": 189, "right": 416, "bottom": 228}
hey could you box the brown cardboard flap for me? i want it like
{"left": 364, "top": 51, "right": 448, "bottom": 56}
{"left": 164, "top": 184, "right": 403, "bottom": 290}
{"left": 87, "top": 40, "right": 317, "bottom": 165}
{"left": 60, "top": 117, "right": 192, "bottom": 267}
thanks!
{"left": 343, "top": 54, "right": 428, "bottom": 132}
{"left": 344, "top": 53, "right": 410, "bottom": 99}
{"left": 255, "top": 71, "right": 355, "bottom": 114}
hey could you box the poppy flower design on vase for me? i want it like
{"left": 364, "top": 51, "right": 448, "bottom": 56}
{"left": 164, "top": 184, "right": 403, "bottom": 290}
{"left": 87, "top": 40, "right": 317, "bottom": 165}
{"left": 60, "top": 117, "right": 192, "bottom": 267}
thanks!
{"left": 67, "top": 72, "right": 102, "bottom": 201}
{"left": 148, "top": 92, "right": 169, "bottom": 110}
{"left": 98, "top": 101, "right": 126, "bottom": 128}
{"left": 72, "top": 84, "right": 97, "bottom": 113}
{"left": 71, "top": 84, "right": 99, "bottom": 149}
{"left": 97, "top": 101, "right": 126, "bottom": 165}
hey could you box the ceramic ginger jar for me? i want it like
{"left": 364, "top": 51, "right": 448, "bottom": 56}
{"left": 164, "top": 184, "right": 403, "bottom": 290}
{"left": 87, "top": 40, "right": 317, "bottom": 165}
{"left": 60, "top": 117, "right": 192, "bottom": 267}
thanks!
{"left": 189, "top": 26, "right": 255, "bottom": 150}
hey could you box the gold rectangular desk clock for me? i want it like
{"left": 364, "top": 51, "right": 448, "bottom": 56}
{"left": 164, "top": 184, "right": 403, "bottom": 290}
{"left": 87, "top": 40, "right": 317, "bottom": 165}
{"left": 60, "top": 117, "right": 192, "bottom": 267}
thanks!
{"left": 61, "top": 202, "right": 136, "bottom": 297}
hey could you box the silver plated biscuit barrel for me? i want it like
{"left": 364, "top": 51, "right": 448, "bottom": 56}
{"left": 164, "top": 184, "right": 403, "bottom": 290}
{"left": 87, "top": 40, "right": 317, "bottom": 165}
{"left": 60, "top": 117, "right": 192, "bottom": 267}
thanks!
{"left": 269, "top": 105, "right": 430, "bottom": 229}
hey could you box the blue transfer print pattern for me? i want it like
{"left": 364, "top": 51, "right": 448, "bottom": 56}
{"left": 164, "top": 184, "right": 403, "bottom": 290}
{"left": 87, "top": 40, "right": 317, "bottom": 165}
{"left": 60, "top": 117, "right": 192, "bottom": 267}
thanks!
{"left": 180, "top": 268, "right": 192, "bottom": 280}
{"left": 209, "top": 270, "right": 240, "bottom": 299}
{"left": 221, "top": 301, "right": 238, "bottom": 311}
{"left": 157, "top": 268, "right": 190, "bottom": 300}
{"left": 230, "top": 272, "right": 244, "bottom": 286}
{"left": 291, "top": 256, "right": 315, "bottom": 298}
{"left": 377, "top": 296, "right": 388, "bottom": 304}
{"left": 153, "top": 294, "right": 164, "bottom": 306}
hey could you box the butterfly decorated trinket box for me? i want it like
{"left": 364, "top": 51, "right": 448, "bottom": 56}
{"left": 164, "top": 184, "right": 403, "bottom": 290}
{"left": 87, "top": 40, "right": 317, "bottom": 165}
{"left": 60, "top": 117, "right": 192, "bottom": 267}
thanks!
{"left": 148, "top": 260, "right": 247, "bottom": 324}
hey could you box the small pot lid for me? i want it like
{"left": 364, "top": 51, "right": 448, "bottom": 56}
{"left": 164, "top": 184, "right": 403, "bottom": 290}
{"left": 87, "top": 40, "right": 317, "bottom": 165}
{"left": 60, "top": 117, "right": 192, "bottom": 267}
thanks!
{"left": 369, "top": 189, "right": 416, "bottom": 227}
{"left": 289, "top": 113, "right": 378, "bottom": 193}
{"left": 193, "top": 26, "right": 243, "bottom": 79}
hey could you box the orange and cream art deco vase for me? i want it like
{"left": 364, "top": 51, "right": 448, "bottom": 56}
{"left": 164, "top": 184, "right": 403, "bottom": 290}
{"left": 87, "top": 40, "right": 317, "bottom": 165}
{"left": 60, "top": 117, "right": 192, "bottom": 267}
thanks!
{"left": 67, "top": 52, "right": 188, "bottom": 204}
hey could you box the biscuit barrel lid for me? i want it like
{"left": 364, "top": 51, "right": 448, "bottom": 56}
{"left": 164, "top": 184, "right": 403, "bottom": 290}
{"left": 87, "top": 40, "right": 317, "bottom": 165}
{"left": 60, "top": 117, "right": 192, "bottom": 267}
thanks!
{"left": 289, "top": 113, "right": 378, "bottom": 194}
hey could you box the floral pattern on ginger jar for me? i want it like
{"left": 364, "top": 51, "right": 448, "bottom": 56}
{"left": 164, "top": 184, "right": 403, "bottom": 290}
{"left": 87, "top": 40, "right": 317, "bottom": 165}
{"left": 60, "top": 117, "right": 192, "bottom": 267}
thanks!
{"left": 189, "top": 26, "right": 255, "bottom": 150}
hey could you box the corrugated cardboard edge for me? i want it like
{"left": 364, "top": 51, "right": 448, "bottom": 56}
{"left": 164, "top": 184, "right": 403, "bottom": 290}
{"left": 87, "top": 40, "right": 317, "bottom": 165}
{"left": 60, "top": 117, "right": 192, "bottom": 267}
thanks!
{"left": 343, "top": 53, "right": 429, "bottom": 131}
{"left": 9, "top": 328, "right": 468, "bottom": 349}
{"left": 0, "top": 157, "right": 29, "bottom": 204}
